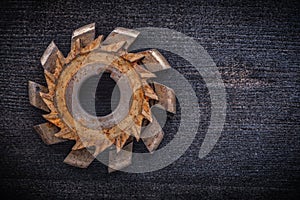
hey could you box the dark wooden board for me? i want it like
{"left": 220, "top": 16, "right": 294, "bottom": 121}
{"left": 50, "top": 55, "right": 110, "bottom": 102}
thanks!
{"left": 0, "top": 0, "right": 299, "bottom": 199}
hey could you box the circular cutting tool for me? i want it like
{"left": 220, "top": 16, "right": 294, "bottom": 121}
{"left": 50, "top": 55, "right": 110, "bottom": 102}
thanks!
{"left": 29, "top": 23, "right": 176, "bottom": 172}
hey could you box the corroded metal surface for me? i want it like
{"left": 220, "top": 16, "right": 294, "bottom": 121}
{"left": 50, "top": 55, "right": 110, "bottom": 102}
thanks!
{"left": 29, "top": 23, "right": 176, "bottom": 172}
{"left": 141, "top": 116, "right": 164, "bottom": 153}
{"left": 108, "top": 139, "right": 134, "bottom": 173}
{"left": 28, "top": 81, "right": 50, "bottom": 112}
{"left": 33, "top": 122, "right": 65, "bottom": 145}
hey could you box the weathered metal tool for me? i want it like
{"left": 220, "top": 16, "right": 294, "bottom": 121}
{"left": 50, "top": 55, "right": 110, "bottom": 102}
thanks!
{"left": 29, "top": 23, "right": 176, "bottom": 172}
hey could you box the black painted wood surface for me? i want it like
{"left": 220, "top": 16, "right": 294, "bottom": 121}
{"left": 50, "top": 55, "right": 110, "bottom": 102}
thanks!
{"left": 0, "top": 0, "right": 299, "bottom": 199}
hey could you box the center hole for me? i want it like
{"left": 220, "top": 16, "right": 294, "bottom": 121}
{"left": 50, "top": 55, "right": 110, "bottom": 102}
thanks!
{"left": 79, "top": 72, "right": 120, "bottom": 117}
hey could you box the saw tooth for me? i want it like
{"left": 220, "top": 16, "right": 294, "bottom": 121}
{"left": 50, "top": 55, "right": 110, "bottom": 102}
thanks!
{"left": 71, "top": 23, "right": 95, "bottom": 48}
{"left": 39, "top": 91, "right": 53, "bottom": 101}
{"left": 65, "top": 38, "right": 81, "bottom": 64}
{"left": 72, "top": 140, "right": 85, "bottom": 150}
{"left": 44, "top": 69, "right": 56, "bottom": 87}
{"left": 141, "top": 116, "right": 164, "bottom": 153}
{"left": 43, "top": 113, "right": 58, "bottom": 119}
{"left": 133, "top": 64, "right": 157, "bottom": 79}
{"left": 115, "top": 131, "right": 130, "bottom": 153}
{"left": 40, "top": 41, "right": 64, "bottom": 74}
{"left": 142, "top": 99, "right": 153, "bottom": 122}
{"left": 54, "top": 131, "right": 71, "bottom": 139}
{"left": 100, "top": 41, "right": 126, "bottom": 53}
{"left": 43, "top": 77, "right": 55, "bottom": 95}
{"left": 42, "top": 113, "right": 58, "bottom": 124}
{"left": 54, "top": 128, "right": 76, "bottom": 140}
{"left": 41, "top": 97, "right": 56, "bottom": 112}
{"left": 108, "top": 141, "right": 133, "bottom": 173}
{"left": 54, "top": 57, "right": 64, "bottom": 78}
{"left": 103, "top": 126, "right": 122, "bottom": 141}
{"left": 63, "top": 149, "right": 95, "bottom": 168}
{"left": 82, "top": 133, "right": 114, "bottom": 157}
{"left": 115, "top": 137, "right": 122, "bottom": 153}
{"left": 142, "top": 80, "right": 159, "bottom": 100}
{"left": 130, "top": 125, "right": 140, "bottom": 141}
{"left": 57, "top": 50, "right": 65, "bottom": 64}
{"left": 140, "top": 49, "right": 171, "bottom": 72}
{"left": 80, "top": 35, "right": 104, "bottom": 54}
{"left": 93, "top": 139, "right": 113, "bottom": 157}
{"left": 135, "top": 114, "right": 144, "bottom": 127}
{"left": 93, "top": 144, "right": 111, "bottom": 157}
{"left": 153, "top": 82, "right": 176, "bottom": 114}
{"left": 129, "top": 91, "right": 142, "bottom": 116}
{"left": 42, "top": 113, "right": 65, "bottom": 128}
{"left": 102, "top": 27, "right": 140, "bottom": 50}
{"left": 28, "top": 81, "right": 50, "bottom": 112}
{"left": 122, "top": 53, "right": 144, "bottom": 62}
{"left": 74, "top": 38, "right": 81, "bottom": 54}
{"left": 116, "top": 115, "right": 134, "bottom": 132}
{"left": 34, "top": 122, "right": 66, "bottom": 145}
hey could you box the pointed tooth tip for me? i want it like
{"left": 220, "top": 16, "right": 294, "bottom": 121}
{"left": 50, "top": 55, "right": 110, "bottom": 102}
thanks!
{"left": 153, "top": 82, "right": 176, "bottom": 114}
{"left": 28, "top": 80, "right": 47, "bottom": 89}
{"left": 100, "top": 40, "right": 126, "bottom": 52}
{"left": 116, "top": 146, "right": 121, "bottom": 153}
{"left": 145, "top": 93, "right": 159, "bottom": 101}
{"left": 33, "top": 122, "right": 66, "bottom": 145}
{"left": 146, "top": 116, "right": 153, "bottom": 123}
{"left": 86, "top": 22, "right": 96, "bottom": 29}
{"left": 28, "top": 80, "right": 35, "bottom": 85}
{"left": 39, "top": 91, "right": 45, "bottom": 97}
{"left": 108, "top": 167, "right": 116, "bottom": 173}
{"left": 28, "top": 81, "right": 50, "bottom": 112}
{"left": 142, "top": 108, "right": 153, "bottom": 122}
{"left": 28, "top": 81, "right": 44, "bottom": 92}
{"left": 113, "top": 27, "right": 140, "bottom": 38}
{"left": 122, "top": 53, "right": 145, "bottom": 63}
{"left": 72, "top": 23, "right": 96, "bottom": 39}
{"left": 54, "top": 131, "right": 64, "bottom": 137}
{"left": 50, "top": 40, "right": 56, "bottom": 45}
{"left": 141, "top": 49, "right": 171, "bottom": 72}
{"left": 63, "top": 149, "right": 95, "bottom": 168}
{"left": 54, "top": 134, "right": 67, "bottom": 140}
{"left": 40, "top": 41, "right": 58, "bottom": 66}
{"left": 54, "top": 132, "right": 71, "bottom": 140}
{"left": 129, "top": 126, "right": 141, "bottom": 141}
{"left": 134, "top": 132, "right": 140, "bottom": 141}
{"left": 43, "top": 112, "right": 58, "bottom": 119}
{"left": 44, "top": 69, "right": 56, "bottom": 82}
{"left": 39, "top": 91, "right": 53, "bottom": 101}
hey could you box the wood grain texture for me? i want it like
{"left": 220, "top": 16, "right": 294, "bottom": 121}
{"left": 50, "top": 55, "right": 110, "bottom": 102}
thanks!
{"left": 0, "top": 0, "right": 299, "bottom": 199}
